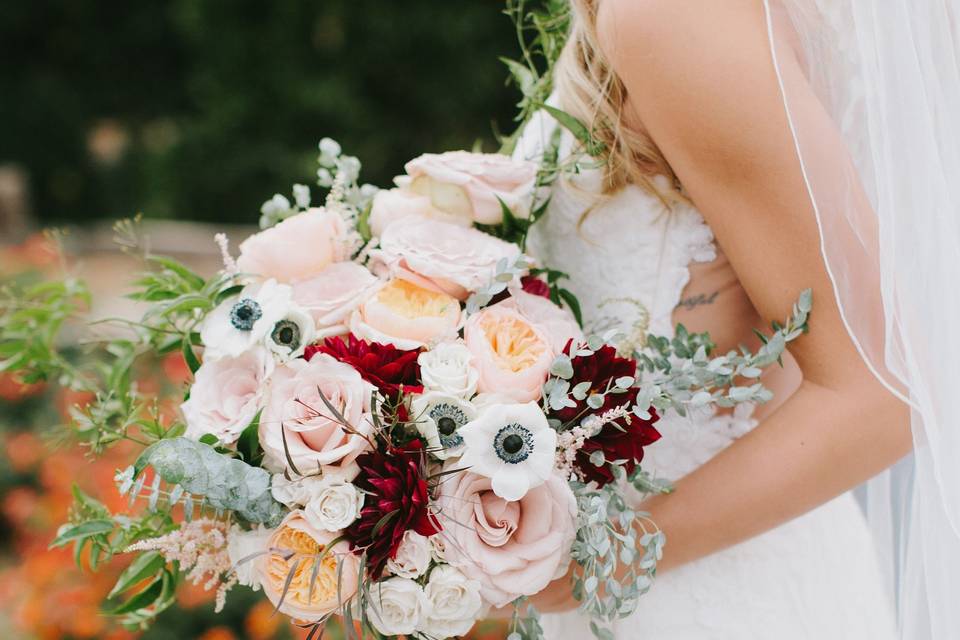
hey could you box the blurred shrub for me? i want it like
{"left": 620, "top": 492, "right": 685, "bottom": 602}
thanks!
{"left": 0, "top": 0, "right": 518, "bottom": 225}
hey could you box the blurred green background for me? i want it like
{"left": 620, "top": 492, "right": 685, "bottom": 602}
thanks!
{"left": 0, "top": 0, "right": 519, "bottom": 229}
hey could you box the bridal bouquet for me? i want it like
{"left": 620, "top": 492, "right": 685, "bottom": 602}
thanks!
{"left": 0, "top": 132, "right": 813, "bottom": 639}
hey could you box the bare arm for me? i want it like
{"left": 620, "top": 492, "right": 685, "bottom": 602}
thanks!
{"left": 535, "top": 1, "right": 911, "bottom": 611}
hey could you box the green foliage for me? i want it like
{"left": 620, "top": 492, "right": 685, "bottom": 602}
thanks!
{"left": 634, "top": 289, "right": 814, "bottom": 418}
{"left": 50, "top": 485, "right": 181, "bottom": 629}
{"left": 133, "top": 437, "right": 284, "bottom": 526}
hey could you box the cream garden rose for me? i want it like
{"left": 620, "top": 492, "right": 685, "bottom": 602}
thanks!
{"left": 237, "top": 207, "right": 348, "bottom": 283}
{"left": 368, "top": 187, "right": 472, "bottom": 237}
{"left": 402, "top": 151, "right": 538, "bottom": 225}
{"left": 349, "top": 278, "right": 460, "bottom": 350}
{"left": 259, "top": 355, "right": 375, "bottom": 478}
{"left": 257, "top": 512, "right": 359, "bottom": 620}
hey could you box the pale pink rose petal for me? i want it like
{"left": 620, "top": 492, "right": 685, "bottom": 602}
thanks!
{"left": 237, "top": 208, "right": 348, "bottom": 283}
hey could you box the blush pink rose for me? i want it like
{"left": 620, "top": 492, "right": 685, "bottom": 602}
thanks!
{"left": 368, "top": 188, "right": 472, "bottom": 237}
{"left": 372, "top": 216, "right": 522, "bottom": 300}
{"left": 291, "top": 262, "right": 380, "bottom": 337}
{"left": 403, "top": 151, "right": 538, "bottom": 225}
{"left": 257, "top": 511, "right": 360, "bottom": 620}
{"left": 237, "top": 208, "right": 348, "bottom": 283}
{"left": 349, "top": 278, "right": 461, "bottom": 350}
{"left": 463, "top": 302, "right": 554, "bottom": 403}
{"left": 435, "top": 470, "right": 577, "bottom": 608}
{"left": 259, "top": 355, "right": 374, "bottom": 479}
{"left": 181, "top": 347, "right": 273, "bottom": 445}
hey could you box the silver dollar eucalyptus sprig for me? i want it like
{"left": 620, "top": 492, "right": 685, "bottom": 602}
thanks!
{"left": 133, "top": 437, "right": 284, "bottom": 526}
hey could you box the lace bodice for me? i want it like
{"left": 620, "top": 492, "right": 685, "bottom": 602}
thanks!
{"left": 519, "top": 112, "right": 756, "bottom": 480}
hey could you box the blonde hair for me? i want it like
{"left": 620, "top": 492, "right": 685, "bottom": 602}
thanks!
{"left": 554, "top": 0, "right": 685, "bottom": 204}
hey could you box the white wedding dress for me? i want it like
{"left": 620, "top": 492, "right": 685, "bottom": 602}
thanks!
{"left": 519, "top": 116, "right": 898, "bottom": 639}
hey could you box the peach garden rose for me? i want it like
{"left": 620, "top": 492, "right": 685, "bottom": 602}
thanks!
{"left": 349, "top": 278, "right": 461, "bottom": 350}
{"left": 257, "top": 511, "right": 360, "bottom": 620}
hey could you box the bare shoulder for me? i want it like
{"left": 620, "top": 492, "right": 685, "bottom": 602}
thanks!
{"left": 596, "top": 0, "right": 788, "bottom": 181}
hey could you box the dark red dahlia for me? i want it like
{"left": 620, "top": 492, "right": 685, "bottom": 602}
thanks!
{"left": 553, "top": 340, "right": 640, "bottom": 424}
{"left": 344, "top": 440, "right": 441, "bottom": 579}
{"left": 552, "top": 340, "right": 662, "bottom": 487}
{"left": 575, "top": 410, "right": 661, "bottom": 486}
{"left": 305, "top": 334, "right": 423, "bottom": 400}
{"left": 520, "top": 274, "right": 551, "bottom": 299}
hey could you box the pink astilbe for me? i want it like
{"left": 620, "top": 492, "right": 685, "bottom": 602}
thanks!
{"left": 125, "top": 519, "right": 236, "bottom": 612}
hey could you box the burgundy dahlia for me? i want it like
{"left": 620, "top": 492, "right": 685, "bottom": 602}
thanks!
{"left": 575, "top": 410, "right": 661, "bottom": 486}
{"left": 305, "top": 334, "right": 423, "bottom": 400}
{"left": 553, "top": 340, "right": 640, "bottom": 424}
{"left": 552, "top": 340, "right": 662, "bottom": 487}
{"left": 343, "top": 440, "right": 441, "bottom": 579}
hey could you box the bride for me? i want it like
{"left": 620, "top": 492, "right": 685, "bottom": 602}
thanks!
{"left": 512, "top": 0, "right": 960, "bottom": 637}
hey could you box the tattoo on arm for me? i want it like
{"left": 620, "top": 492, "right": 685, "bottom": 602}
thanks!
{"left": 676, "top": 290, "right": 719, "bottom": 311}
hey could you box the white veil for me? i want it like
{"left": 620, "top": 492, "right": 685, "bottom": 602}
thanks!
{"left": 762, "top": 1, "right": 960, "bottom": 636}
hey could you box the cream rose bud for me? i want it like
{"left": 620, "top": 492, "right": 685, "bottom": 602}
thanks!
{"left": 201, "top": 279, "right": 292, "bottom": 359}
{"left": 236, "top": 207, "right": 348, "bottom": 283}
{"left": 372, "top": 216, "right": 523, "bottom": 301}
{"left": 404, "top": 151, "right": 538, "bottom": 225}
{"left": 291, "top": 262, "right": 379, "bottom": 337}
{"left": 463, "top": 302, "right": 553, "bottom": 403}
{"left": 226, "top": 524, "right": 274, "bottom": 589}
{"left": 411, "top": 391, "right": 476, "bottom": 460}
{"left": 418, "top": 341, "right": 479, "bottom": 398}
{"left": 419, "top": 565, "right": 484, "bottom": 639}
{"left": 181, "top": 347, "right": 272, "bottom": 445}
{"left": 302, "top": 476, "right": 364, "bottom": 532}
{"left": 366, "top": 576, "right": 431, "bottom": 636}
{"left": 368, "top": 187, "right": 472, "bottom": 237}
{"left": 349, "top": 278, "right": 461, "bottom": 351}
{"left": 386, "top": 531, "right": 433, "bottom": 579}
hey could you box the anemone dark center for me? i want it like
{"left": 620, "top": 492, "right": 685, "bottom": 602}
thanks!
{"left": 437, "top": 416, "right": 458, "bottom": 436}
{"left": 502, "top": 434, "right": 524, "bottom": 454}
{"left": 229, "top": 298, "right": 262, "bottom": 331}
{"left": 271, "top": 320, "right": 301, "bottom": 350}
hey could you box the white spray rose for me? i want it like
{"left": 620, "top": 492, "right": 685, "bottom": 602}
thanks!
{"left": 418, "top": 341, "right": 480, "bottom": 398}
{"left": 386, "top": 530, "right": 433, "bottom": 579}
{"left": 366, "top": 577, "right": 431, "bottom": 636}
{"left": 302, "top": 476, "right": 364, "bottom": 532}
{"left": 419, "top": 564, "right": 485, "bottom": 639}
{"left": 226, "top": 524, "right": 274, "bottom": 589}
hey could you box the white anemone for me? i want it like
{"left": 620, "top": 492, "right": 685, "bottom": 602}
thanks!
{"left": 411, "top": 391, "right": 477, "bottom": 460}
{"left": 457, "top": 402, "right": 557, "bottom": 501}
